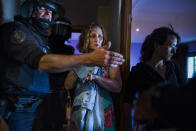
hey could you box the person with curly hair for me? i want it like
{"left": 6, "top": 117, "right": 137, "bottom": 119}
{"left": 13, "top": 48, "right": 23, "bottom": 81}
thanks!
{"left": 65, "top": 23, "right": 122, "bottom": 131}
{"left": 124, "top": 26, "right": 186, "bottom": 131}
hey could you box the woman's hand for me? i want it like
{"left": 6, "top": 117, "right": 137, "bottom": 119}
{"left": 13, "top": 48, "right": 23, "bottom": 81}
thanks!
{"left": 85, "top": 74, "right": 96, "bottom": 81}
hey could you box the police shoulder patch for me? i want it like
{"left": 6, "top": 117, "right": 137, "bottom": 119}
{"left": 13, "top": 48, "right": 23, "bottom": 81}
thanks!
{"left": 11, "top": 30, "right": 26, "bottom": 45}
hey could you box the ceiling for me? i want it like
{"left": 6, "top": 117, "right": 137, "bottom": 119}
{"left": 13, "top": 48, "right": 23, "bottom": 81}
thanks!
{"left": 131, "top": 0, "right": 196, "bottom": 43}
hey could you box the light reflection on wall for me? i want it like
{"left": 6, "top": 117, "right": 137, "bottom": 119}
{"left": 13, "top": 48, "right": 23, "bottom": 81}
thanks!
{"left": 187, "top": 57, "right": 194, "bottom": 79}
{"left": 130, "top": 42, "right": 142, "bottom": 69}
{"left": 65, "top": 32, "right": 82, "bottom": 55}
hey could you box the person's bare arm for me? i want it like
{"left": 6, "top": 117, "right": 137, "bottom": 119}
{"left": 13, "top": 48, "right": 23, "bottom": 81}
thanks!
{"left": 87, "top": 67, "right": 122, "bottom": 93}
{"left": 38, "top": 47, "right": 124, "bottom": 73}
{"left": 38, "top": 53, "right": 91, "bottom": 73}
{"left": 64, "top": 70, "right": 77, "bottom": 90}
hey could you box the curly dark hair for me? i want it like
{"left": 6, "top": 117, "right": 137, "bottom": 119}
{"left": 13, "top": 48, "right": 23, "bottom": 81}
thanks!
{"left": 140, "top": 26, "right": 180, "bottom": 62}
{"left": 77, "top": 23, "right": 107, "bottom": 53}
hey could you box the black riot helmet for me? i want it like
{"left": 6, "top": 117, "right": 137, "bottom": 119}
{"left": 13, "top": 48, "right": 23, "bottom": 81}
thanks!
{"left": 50, "top": 17, "right": 72, "bottom": 41}
{"left": 49, "top": 17, "right": 74, "bottom": 54}
{"left": 21, "top": 0, "right": 65, "bottom": 31}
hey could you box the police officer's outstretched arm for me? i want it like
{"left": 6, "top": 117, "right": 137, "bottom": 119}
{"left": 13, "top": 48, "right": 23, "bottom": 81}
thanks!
{"left": 38, "top": 42, "right": 124, "bottom": 73}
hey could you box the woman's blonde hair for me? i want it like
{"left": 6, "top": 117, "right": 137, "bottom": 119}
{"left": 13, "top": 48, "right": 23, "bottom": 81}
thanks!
{"left": 77, "top": 23, "right": 107, "bottom": 53}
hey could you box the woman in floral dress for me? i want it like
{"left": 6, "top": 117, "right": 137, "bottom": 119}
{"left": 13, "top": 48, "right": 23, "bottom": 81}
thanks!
{"left": 65, "top": 23, "right": 122, "bottom": 131}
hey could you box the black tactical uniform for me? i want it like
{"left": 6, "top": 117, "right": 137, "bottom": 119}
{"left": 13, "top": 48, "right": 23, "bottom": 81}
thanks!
{"left": 0, "top": 0, "right": 64, "bottom": 130}
{"left": 0, "top": 15, "right": 51, "bottom": 131}
{"left": 0, "top": 0, "right": 67, "bottom": 129}
{"left": 32, "top": 17, "right": 74, "bottom": 131}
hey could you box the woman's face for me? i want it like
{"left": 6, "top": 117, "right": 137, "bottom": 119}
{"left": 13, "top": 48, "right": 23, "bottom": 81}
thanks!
{"left": 88, "top": 27, "right": 103, "bottom": 50}
{"left": 155, "top": 35, "right": 178, "bottom": 61}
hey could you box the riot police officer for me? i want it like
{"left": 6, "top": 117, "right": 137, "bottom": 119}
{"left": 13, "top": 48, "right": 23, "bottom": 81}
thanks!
{"left": 33, "top": 17, "right": 75, "bottom": 131}
{"left": 0, "top": 0, "right": 124, "bottom": 130}
{"left": 0, "top": 0, "right": 63, "bottom": 130}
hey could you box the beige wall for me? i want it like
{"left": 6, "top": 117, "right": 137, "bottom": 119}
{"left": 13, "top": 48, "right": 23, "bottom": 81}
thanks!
{"left": 61, "top": 0, "right": 121, "bottom": 52}
{"left": 97, "top": 0, "right": 121, "bottom": 52}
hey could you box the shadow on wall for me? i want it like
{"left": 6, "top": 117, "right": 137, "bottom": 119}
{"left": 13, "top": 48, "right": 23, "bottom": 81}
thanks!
{"left": 172, "top": 43, "right": 189, "bottom": 78}
{"left": 0, "top": 2, "right": 2, "bottom": 24}
{"left": 184, "top": 41, "right": 196, "bottom": 52}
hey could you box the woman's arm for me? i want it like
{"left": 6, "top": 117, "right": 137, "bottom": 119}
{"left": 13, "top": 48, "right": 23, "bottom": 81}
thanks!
{"left": 87, "top": 67, "right": 122, "bottom": 93}
{"left": 64, "top": 70, "right": 77, "bottom": 90}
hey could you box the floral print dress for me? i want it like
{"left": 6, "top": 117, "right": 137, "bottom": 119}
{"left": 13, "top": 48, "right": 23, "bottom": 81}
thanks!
{"left": 71, "top": 66, "right": 116, "bottom": 131}
{"left": 101, "top": 67, "right": 116, "bottom": 131}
